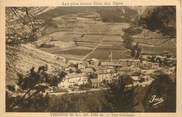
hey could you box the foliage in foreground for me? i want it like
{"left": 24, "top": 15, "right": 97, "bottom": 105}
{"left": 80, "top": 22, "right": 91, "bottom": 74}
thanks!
{"left": 6, "top": 65, "right": 66, "bottom": 112}
{"left": 6, "top": 64, "right": 176, "bottom": 112}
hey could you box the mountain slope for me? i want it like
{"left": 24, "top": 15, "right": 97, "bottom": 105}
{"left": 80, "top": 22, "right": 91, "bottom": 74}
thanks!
{"left": 138, "top": 6, "right": 176, "bottom": 36}
{"left": 6, "top": 44, "right": 66, "bottom": 85}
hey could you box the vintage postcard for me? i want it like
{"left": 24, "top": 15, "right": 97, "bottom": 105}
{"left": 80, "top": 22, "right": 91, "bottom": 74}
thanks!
{"left": 0, "top": 0, "right": 181, "bottom": 117}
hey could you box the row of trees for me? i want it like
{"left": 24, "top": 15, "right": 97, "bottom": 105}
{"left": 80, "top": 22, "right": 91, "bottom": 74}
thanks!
{"left": 122, "top": 33, "right": 142, "bottom": 59}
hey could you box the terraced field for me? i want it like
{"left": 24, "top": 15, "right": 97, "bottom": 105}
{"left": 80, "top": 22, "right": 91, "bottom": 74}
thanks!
{"left": 37, "top": 11, "right": 131, "bottom": 61}
{"left": 36, "top": 9, "right": 175, "bottom": 61}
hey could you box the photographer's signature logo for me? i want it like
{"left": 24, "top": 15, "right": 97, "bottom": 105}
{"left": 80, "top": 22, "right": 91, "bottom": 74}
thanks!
{"left": 149, "top": 95, "right": 164, "bottom": 106}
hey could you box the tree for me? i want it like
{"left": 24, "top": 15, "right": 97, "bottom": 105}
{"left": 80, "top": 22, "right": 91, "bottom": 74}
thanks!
{"left": 106, "top": 74, "right": 134, "bottom": 112}
{"left": 6, "top": 7, "right": 44, "bottom": 45}
{"left": 6, "top": 65, "right": 66, "bottom": 112}
{"left": 122, "top": 33, "right": 133, "bottom": 49}
{"left": 138, "top": 6, "right": 176, "bottom": 37}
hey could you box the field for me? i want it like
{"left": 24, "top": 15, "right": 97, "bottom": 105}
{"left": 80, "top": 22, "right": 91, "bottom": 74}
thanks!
{"left": 36, "top": 11, "right": 132, "bottom": 61}
{"left": 35, "top": 8, "right": 176, "bottom": 61}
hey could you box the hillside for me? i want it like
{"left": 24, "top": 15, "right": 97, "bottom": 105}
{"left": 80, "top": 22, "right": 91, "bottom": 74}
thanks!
{"left": 38, "top": 6, "right": 138, "bottom": 23}
{"left": 138, "top": 6, "right": 176, "bottom": 37}
{"left": 6, "top": 44, "right": 66, "bottom": 85}
{"left": 122, "top": 6, "right": 176, "bottom": 55}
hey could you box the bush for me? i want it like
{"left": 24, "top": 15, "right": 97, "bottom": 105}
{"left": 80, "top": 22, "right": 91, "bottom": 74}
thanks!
{"left": 123, "top": 26, "right": 142, "bottom": 35}
{"left": 6, "top": 65, "right": 66, "bottom": 112}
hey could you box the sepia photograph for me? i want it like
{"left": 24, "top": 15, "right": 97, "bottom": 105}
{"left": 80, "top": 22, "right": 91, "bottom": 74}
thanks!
{"left": 5, "top": 6, "right": 176, "bottom": 112}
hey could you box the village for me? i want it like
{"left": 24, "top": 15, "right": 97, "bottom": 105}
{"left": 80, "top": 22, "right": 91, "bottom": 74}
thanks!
{"left": 50, "top": 50, "right": 176, "bottom": 93}
{"left": 5, "top": 6, "right": 176, "bottom": 112}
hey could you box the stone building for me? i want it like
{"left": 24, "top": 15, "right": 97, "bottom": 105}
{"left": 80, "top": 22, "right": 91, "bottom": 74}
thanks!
{"left": 58, "top": 73, "right": 90, "bottom": 89}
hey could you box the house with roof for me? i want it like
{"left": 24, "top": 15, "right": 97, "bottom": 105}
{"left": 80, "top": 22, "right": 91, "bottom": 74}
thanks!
{"left": 90, "top": 78, "right": 100, "bottom": 88}
{"left": 58, "top": 73, "right": 90, "bottom": 89}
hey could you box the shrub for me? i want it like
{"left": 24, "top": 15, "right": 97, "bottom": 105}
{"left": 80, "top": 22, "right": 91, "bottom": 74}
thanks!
{"left": 6, "top": 65, "right": 66, "bottom": 112}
